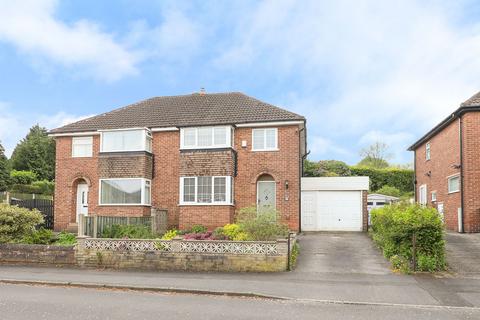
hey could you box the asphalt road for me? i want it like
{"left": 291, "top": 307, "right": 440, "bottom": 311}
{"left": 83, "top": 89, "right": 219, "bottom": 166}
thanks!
{"left": 0, "top": 284, "right": 479, "bottom": 320}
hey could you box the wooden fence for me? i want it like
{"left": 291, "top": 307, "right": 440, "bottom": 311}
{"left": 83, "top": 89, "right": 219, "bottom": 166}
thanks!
{"left": 79, "top": 209, "right": 168, "bottom": 238}
{"left": 10, "top": 198, "right": 54, "bottom": 230}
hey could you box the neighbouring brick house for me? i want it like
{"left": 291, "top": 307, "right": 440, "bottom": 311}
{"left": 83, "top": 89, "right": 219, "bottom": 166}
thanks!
{"left": 408, "top": 91, "right": 480, "bottom": 233}
{"left": 49, "top": 92, "right": 307, "bottom": 232}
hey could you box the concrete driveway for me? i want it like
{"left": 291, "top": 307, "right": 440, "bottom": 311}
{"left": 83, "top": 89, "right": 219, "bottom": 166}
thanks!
{"left": 446, "top": 232, "right": 480, "bottom": 278}
{"left": 295, "top": 232, "right": 391, "bottom": 275}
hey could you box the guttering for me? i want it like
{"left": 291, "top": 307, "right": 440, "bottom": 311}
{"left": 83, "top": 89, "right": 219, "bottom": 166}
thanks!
{"left": 235, "top": 120, "right": 305, "bottom": 128}
{"left": 151, "top": 127, "right": 179, "bottom": 132}
{"left": 408, "top": 105, "right": 480, "bottom": 151}
{"left": 48, "top": 131, "right": 100, "bottom": 137}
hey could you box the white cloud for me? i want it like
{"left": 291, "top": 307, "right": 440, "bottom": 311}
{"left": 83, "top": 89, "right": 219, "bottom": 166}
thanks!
{"left": 0, "top": 0, "right": 140, "bottom": 82}
{"left": 214, "top": 0, "right": 480, "bottom": 163}
{"left": 309, "top": 136, "right": 351, "bottom": 159}
{"left": 0, "top": 102, "right": 92, "bottom": 157}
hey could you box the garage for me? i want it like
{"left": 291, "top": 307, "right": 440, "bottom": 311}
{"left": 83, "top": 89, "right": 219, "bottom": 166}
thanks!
{"left": 301, "top": 177, "right": 369, "bottom": 232}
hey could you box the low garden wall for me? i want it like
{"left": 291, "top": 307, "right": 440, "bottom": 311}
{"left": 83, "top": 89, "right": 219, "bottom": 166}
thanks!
{"left": 0, "top": 243, "right": 75, "bottom": 266}
{"left": 76, "top": 237, "right": 294, "bottom": 272}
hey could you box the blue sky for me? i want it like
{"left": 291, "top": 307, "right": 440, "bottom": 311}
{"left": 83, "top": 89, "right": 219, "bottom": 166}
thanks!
{"left": 0, "top": 0, "right": 479, "bottom": 165}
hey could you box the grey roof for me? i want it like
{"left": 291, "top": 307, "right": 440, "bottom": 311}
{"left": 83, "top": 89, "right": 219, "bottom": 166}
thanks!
{"left": 461, "top": 91, "right": 480, "bottom": 107}
{"left": 50, "top": 92, "right": 305, "bottom": 134}
{"left": 408, "top": 91, "right": 480, "bottom": 150}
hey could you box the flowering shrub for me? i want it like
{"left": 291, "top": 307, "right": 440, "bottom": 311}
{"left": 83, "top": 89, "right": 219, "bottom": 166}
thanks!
{"left": 161, "top": 229, "right": 178, "bottom": 240}
{"left": 183, "top": 231, "right": 214, "bottom": 240}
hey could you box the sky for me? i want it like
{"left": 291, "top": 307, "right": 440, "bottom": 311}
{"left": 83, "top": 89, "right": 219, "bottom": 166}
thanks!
{"left": 0, "top": 0, "right": 479, "bottom": 165}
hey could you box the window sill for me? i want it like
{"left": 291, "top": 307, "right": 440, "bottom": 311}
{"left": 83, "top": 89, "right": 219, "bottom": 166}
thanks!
{"left": 98, "top": 204, "right": 152, "bottom": 207}
{"left": 178, "top": 203, "right": 234, "bottom": 206}
{"left": 72, "top": 155, "right": 93, "bottom": 158}
{"left": 448, "top": 190, "right": 460, "bottom": 194}
{"left": 251, "top": 148, "right": 279, "bottom": 152}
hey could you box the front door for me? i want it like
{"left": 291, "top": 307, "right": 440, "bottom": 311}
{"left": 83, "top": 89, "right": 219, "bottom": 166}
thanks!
{"left": 76, "top": 183, "right": 89, "bottom": 222}
{"left": 257, "top": 181, "right": 276, "bottom": 212}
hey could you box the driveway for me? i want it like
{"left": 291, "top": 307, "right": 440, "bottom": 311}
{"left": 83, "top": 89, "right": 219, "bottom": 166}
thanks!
{"left": 446, "top": 232, "right": 480, "bottom": 278}
{"left": 295, "top": 232, "right": 391, "bottom": 275}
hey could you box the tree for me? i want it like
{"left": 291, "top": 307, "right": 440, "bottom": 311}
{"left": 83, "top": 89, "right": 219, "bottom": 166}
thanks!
{"left": 303, "top": 159, "right": 319, "bottom": 177}
{"left": 315, "top": 160, "right": 351, "bottom": 177}
{"left": 10, "top": 125, "right": 55, "bottom": 181}
{"left": 358, "top": 142, "right": 391, "bottom": 169}
{"left": 0, "top": 142, "right": 9, "bottom": 191}
{"left": 375, "top": 185, "right": 402, "bottom": 197}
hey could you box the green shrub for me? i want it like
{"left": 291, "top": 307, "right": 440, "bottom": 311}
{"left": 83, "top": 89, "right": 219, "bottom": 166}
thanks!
{"left": 289, "top": 242, "right": 300, "bottom": 269}
{"left": 161, "top": 229, "right": 178, "bottom": 240}
{"left": 55, "top": 231, "right": 77, "bottom": 246}
{"left": 10, "top": 170, "right": 37, "bottom": 185}
{"left": 190, "top": 225, "right": 207, "bottom": 234}
{"left": 31, "top": 180, "right": 55, "bottom": 195}
{"left": 236, "top": 206, "right": 289, "bottom": 241}
{"left": 371, "top": 203, "right": 445, "bottom": 273}
{"left": 350, "top": 167, "right": 414, "bottom": 193}
{"left": 22, "top": 227, "right": 54, "bottom": 244}
{"left": 222, "top": 224, "right": 241, "bottom": 239}
{"left": 9, "top": 183, "right": 43, "bottom": 194}
{"left": 0, "top": 204, "right": 43, "bottom": 243}
{"left": 375, "top": 185, "right": 402, "bottom": 198}
{"left": 417, "top": 254, "right": 442, "bottom": 272}
{"left": 101, "top": 224, "right": 155, "bottom": 239}
{"left": 390, "top": 255, "right": 410, "bottom": 274}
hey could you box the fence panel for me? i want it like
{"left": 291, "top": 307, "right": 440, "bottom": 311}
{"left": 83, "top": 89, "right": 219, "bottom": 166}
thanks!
{"left": 10, "top": 198, "right": 54, "bottom": 230}
{"left": 81, "top": 215, "right": 153, "bottom": 237}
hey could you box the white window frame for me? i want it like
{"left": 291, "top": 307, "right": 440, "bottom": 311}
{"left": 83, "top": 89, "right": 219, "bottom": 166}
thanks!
{"left": 252, "top": 128, "right": 278, "bottom": 151}
{"left": 419, "top": 184, "right": 427, "bottom": 205}
{"left": 179, "top": 176, "right": 233, "bottom": 205}
{"left": 99, "top": 178, "right": 151, "bottom": 206}
{"left": 426, "top": 142, "right": 431, "bottom": 160}
{"left": 447, "top": 174, "right": 460, "bottom": 194}
{"left": 100, "top": 128, "right": 152, "bottom": 153}
{"left": 431, "top": 191, "right": 437, "bottom": 202}
{"left": 72, "top": 136, "right": 93, "bottom": 158}
{"left": 180, "top": 126, "right": 232, "bottom": 150}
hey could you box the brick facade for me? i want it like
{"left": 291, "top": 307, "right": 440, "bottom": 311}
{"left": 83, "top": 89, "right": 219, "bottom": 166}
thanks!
{"left": 54, "top": 124, "right": 303, "bottom": 232}
{"left": 413, "top": 112, "right": 480, "bottom": 232}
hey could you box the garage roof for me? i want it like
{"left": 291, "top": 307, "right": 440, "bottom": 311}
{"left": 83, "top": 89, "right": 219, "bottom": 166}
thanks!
{"left": 301, "top": 177, "right": 369, "bottom": 191}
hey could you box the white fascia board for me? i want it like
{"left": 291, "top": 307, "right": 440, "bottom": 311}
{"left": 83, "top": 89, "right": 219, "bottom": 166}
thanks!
{"left": 301, "top": 176, "right": 370, "bottom": 191}
{"left": 98, "top": 127, "right": 149, "bottom": 132}
{"left": 151, "top": 127, "right": 179, "bottom": 132}
{"left": 48, "top": 131, "right": 100, "bottom": 137}
{"left": 235, "top": 120, "right": 304, "bottom": 128}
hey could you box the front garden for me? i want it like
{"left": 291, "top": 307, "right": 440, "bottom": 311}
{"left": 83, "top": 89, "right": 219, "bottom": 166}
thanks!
{"left": 370, "top": 203, "right": 446, "bottom": 273}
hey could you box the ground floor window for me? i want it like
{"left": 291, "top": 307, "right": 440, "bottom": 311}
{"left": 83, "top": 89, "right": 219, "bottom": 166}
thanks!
{"left": 180, "top": 176, "right": 233, "bottom": 205}
{"left": 100, "top": 178, "right": 151, "bottom": 205}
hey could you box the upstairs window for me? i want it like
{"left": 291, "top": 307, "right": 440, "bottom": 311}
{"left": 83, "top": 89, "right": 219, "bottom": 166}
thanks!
{"left": 180, "top": 176, "right": 233, "bottom": 205}
{"left": 426, "top": 142, "right": 431, "bottom": 160}
{"left": 180, "top": 126, "right": 232, "bottom": 149}
{"left": 72, "top": 136, "right": 93, "bottom": 157}
{"left": 252, "top": 128, "right": 278, "bottom": 151}
{"left": 448, "top": 175, "right": 460, "bottom": 193}
{"left": 101, "top": 129, "right": 152, "bottom": 153}
{"left": 431, "top": 191, "right": 437, "bottom": 202}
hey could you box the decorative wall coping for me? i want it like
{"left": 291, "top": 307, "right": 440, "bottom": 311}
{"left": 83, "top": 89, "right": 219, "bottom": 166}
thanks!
{"left": 77, "top": 236, "right": 294, "bottom": 256}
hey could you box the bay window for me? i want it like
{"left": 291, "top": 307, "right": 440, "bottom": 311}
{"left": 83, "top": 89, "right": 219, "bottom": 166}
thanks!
{"left": 101, "top": 129, "right": 152, "bottom": 153}
{"left": 180, "top": 126, "right": 232, "bottom": 149}
{"left": 252, "top": 128, "right": 278, "bottom": 151}
{"left": 100, "top": 178, "right": 151, "bottom": 205}
{"left": 180, "top": 176, "right": 233, "bottom": 205}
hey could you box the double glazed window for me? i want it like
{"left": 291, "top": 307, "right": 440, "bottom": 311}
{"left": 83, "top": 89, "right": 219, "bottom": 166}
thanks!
{"left": 252, "top": 128, "right": 278, "bottom": 151}
{"left": 426, "top": 142, "right": 431, "bottom": 160}
{"left": 180, "top": 126, "right": 232, "bottom": 149}
{"left": 101, "top": 129, "right": 152, "bottom": 153}
{"left": 180, "top": 176, "right": 233, "bottom": 205}
{"left": 100, "top": 178, "right": 151, "bottom": 205}
{"left": 72, "top": 136, "right": 93, "bottom": 157}
{"left": 448, "top": 175, "right": 460, "bottom": 193}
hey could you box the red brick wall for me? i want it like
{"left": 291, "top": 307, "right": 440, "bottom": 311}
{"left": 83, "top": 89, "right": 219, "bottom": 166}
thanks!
{"left": 151, "top": 131, "right": 180, "bottom": 227}
{"left": 461, "top": 112, "right": 480, "bottom": 232}
{"left": 179, "top": 206, "right": 234, "bottom": 230}
{"left": 234, "top": 126, "right": 301, "bottom": 231}
{"left": 180, "top": 150, "right": 234, "bottom": 176}
{"left": 414, "top": 119, "right": 461, "bottom": 231}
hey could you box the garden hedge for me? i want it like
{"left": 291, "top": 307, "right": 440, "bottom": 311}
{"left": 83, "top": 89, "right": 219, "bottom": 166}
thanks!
{"left": 350, "top": 167, "right": 414, "bottom": 193}
{"left": 370, "top": 203, "right": 445, "bottom": 273}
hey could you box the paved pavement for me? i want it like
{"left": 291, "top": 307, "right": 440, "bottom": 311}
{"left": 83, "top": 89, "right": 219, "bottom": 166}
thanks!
{"left": 1, "top": 283, "right": 480, "bottom": 320}
{"left": 446, "top": 232, "right": 480, "bottom": 278}
{"left": 1, "top": 232, "right": 480, "bottom": 309}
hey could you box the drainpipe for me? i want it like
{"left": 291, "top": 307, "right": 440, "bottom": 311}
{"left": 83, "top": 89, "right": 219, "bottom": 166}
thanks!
{"left": 459, "top": 117, "right": 465, "bottom": 233}
{"left": 299, "top": 121, "right": 308, "bottom": 233}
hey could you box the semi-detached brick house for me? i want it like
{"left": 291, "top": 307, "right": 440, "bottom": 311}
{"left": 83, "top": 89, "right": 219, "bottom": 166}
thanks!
{"left": 408, "top": 91, "right": 480, "bottom": 233}
{"left": 49, "top": 92, "right": 307, "bottom": 232}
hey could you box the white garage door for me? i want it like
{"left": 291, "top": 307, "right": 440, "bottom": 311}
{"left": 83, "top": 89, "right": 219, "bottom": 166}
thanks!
{"left": 301, "top": 191, "right": 363, "bottom": 231}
